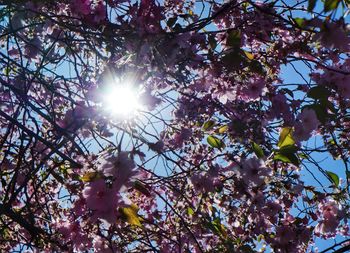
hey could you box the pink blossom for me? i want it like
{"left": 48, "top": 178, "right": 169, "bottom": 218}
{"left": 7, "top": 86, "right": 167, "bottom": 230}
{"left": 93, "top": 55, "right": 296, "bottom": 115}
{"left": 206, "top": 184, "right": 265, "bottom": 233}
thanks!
{"left": 56, "top": 103, "right": 93, "bottom": 133}
{"left": 24, "top": 37, "right": 42, "bottom": 60}
{"left": 269, "top": 93, "right": 292, "bottom": 122}
{"left": 313, "top": 65, "right": 350, "bottom": 99}
{"left": 134, "top": 0, "right": 164, "bottom": 35}
{"left": 315, "top": 199, "right": 343, "bottom": 237}
{"left": 262, "top": 201, "right": 282, "bottom": 219}
{"left": 190, "top": 172, "right": 220, "bottom": 193}
{"left": 72, "top": 0, "right": 92, "bottom": 16}
{"left": 314, "top": 21, "right": 350, "bottom": 51}
{"left": 93, "top": 2, "right": 107, "bottom": 24}
{"left": 168, "top": 128, "right": 192, "bottom": 148}
{"left": 275, "top": 225, "right": 295, "bottom": 245}
{"left": 82, "top": 179, "right": 120, "bottom": 223}
{"left": 335, "top": 77, "right": 350, "bottom": 98}
{"left": 240, "top": 158, "right": 271, "bottom": 186}
{"left": 57, "top": 220, "right": 91, "bottom": 251}
{"left": 139, "top": 89, "right": 162, "bottom": 110}
{"left": 238, "top": 76, "right": 266, "bottom": 101}
{"left": 0, "top": 158, "right": 15, "bottom": 171}
{"left": 211, "top": 81, "right": 237, "bottom": 104}
{"left": 98, "top": 152, "right": 137, "bottom": 190}
{"left": 93, "top": 236, "right": 114, "bottom": 253}
{"left": 294, "top": 108, "right": 319, "bottom": 142}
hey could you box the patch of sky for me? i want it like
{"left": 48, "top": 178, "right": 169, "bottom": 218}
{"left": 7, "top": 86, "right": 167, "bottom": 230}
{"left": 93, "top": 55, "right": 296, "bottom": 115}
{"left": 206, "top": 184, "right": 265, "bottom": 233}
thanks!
{"left": 281, "top": 59, "right": 348, "bottom": 252}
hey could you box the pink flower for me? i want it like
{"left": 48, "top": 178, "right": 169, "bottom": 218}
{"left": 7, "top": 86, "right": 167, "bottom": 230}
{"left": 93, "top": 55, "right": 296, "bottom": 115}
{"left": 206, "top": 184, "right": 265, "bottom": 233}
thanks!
{"left": 72, "top": 0, "right": 92, "bottom": 16}
{"left": 313, "top": 64, "right": 350, "bottom": 99}
{"left": 24, "top": 37, "right": 42, "bottom": 60}
{"left": 134, "top": 0, "right": 164, "bottom": 35}
{"left": 294, "top": 108, "right": 319, "bottom": 142}
{"left": 315, "top": 220, "right": 339, "bottom": 236}
{"left": 315, "top": 199, "right": 343, "bottom": 237}
{"left": 239, "top": 76, "right": 266, "bottom": 101}
{"left": 240, "top": 158, "right": 271, "bottom": 186}
{"left": 169, "top": 128, "right": 192, "bottom": 148}
{"left": 82, "top": 179, "right": 116, "bottom": 211}
{"left": 57, "top": 220, "right": 91, "bottom": 251}
{"left": 0, "top": 158, "right": 15, "bottom": 171}
{"left": 262, "top": 201, "right": 282, "bottom": 219}
{"left": 314, "top": 21, "right": 350, "bottom": 51}
{"left": 93, "top": 236, "right": 114, "bottom": 253}
{"left": 82, "top": 179, "right": 120, "bottom": 223}
{"left": 269, "top": 93, "right": 292, "bottom": 122}
{"left": 212, "top": 81, "right": 237, "bottom": 104}
{"left": 190, "top": 172, "right": 220, "bottom": 193}
{"left": 139, "top": 89, "right": 162, "bottom": 110}
{"left": 275, "top": 225, "right": 295, "bottom": 245}
{"left": 56, "top": 102, "right": 92, "bottom": 132}
{"left": 298, "top": 108, "right": 319, "bottom": 130}
{"left": 99, "top": 152, "right": 137, "bottom": 190}
{"left": 93, "top": 2, "right": 107, "bottom": 24}
{"left": 335, "top": 77, "right": 350, "bottom": 98}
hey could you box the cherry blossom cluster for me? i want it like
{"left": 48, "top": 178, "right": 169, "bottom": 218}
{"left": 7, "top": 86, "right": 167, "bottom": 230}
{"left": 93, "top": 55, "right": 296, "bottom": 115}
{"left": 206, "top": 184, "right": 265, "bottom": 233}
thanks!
{"left": 0, "top": 0, "right": 350, "bottom": 252}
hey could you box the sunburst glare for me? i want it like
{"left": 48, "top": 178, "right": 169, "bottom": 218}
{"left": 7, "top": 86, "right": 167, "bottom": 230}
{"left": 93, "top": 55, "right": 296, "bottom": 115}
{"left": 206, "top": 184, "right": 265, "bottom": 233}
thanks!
{"left": 102, "top": 77, "right": 143, "bottom": 118}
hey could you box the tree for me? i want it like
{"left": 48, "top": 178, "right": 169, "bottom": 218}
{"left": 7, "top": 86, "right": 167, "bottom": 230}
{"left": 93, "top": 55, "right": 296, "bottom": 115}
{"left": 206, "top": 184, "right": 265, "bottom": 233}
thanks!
{"left": 0, "top": 0, "right": 350, "bottom": 252}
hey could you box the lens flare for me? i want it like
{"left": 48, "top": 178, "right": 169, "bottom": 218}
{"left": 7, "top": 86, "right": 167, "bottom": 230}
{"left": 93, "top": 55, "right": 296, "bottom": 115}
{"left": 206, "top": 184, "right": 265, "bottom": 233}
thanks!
{"left": 103, "top": 82, "right": 142, "bottom": 118}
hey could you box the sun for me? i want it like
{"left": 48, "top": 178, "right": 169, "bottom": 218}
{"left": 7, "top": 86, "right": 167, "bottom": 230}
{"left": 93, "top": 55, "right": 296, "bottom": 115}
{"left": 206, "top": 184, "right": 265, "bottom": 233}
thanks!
{"left": 103, "top": 81, "right": 142, "bottom": 118}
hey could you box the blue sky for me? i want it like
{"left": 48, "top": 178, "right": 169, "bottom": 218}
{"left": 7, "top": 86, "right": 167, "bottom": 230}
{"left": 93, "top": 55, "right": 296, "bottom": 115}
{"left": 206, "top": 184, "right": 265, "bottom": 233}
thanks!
{"left": 281, "top": 61, "right": 347, "bottom": 252}
{"left": 3, "top": 1, "right": 349, "bottom": 252}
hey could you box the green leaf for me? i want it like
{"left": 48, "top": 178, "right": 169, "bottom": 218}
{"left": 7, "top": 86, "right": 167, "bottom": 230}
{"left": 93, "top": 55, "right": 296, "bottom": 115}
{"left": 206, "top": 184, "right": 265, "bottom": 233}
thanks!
{"left": 59, "top": 164, "right": 70, "bottom": 178}
{"left": 304, "top": 104, "right": 328, "bottom": 123}
{"left": 202, "top": 120, "right": 216, "bottom": 131}
{"left": 293, "top": 17, "right": 305, "bottom": 28}
{"left": 226, "top": 30, "right": 241, "bottom": 48}
{"left": 222, "top": 51, "right": 245, "bottom": 69}
{"left": 280, "top": 88, "right": 294, "bottom": 98}
{"left": 279, "top": 144, "right": 298, "bottom": 154}
{"left": 119, "top": 204, "right": 143, "bottom": 227}
{"left": 252, "top": 142, "right": 264, "bottom": 158}
{"left": 257, "top": 234, "right": 264, "bottom": 242}
{"left": 217, "top": 125, "right": 228, "bottom": 134}
{"left": 208, "top": 34, "right": 217, "bottom": 49}
{"left": 3, "top": 67, "right": 11, "bottom": 76}
{"left": 167, "top": 17, "right": 177, "bottom": 27}
{"left": 275, "top": 141, "right": 299, "bottom": 166}
{"left": 80, "top": 171, "right": 100, "bottom": 182}
{"left": 274, "top": 153, "right": 300, "bottom": 166}
{"left": 243, "top": 50, "right": 254, "bottom": 60}
{"left": 278, "top": 127, "right": 295, "bottom": 148}
{"left": 187, "top": 207, "right": 194, "bottom": 216}
{"left": 324, "top": 0, "right": 340, "bottom": 12}
{"left": 133, "top": 180, "right": 151, "bottom": 197}
{"left": 208, "top": 218, "right": 227, "bottom": 238}
{"left": 2, "top": 228, "right": 10, "bottom": 240}
{"left": 326, "top": 171, "right": 340, "bottom": 187}
{"left": 207, "top": 135, "right": 225, "bottom": 149}
{"left": 308, "top": 0, "right": 317, "bottom": 12}
{"left": 298, "top": 153, "right": 309, "bottom": 159}
{"left": 239, "top": 245, "right": 255, "bottom": 253}
{"left": 307, "top": 86, "right": 330, "bottom": 101}
{"left": 327, "top": 139, "right": 336, "bottom": 145}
